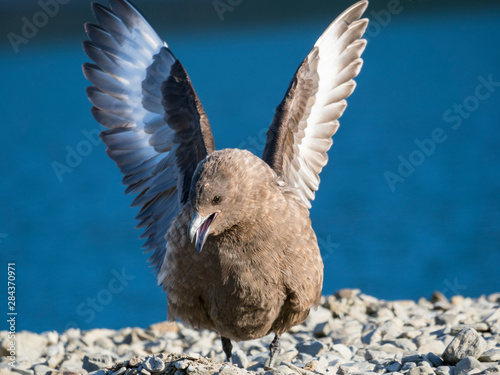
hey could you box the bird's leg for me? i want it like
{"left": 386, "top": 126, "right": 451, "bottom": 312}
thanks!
{"left": 221, "top": 336, "right": 233, "bottom": 362}
{"left": 268, "top": 334, "right": 281, "bottom": 367}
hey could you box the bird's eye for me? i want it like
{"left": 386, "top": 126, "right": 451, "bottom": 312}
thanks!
{"left": 212, "top": 195, "right": 222, "bottom": 205}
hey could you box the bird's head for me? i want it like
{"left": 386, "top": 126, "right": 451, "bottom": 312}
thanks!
{"left": 188, "top": 148, "right": 277, "bottom": 253}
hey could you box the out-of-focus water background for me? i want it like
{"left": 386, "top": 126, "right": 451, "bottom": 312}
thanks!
{"left": 1, "top": 0, "right": 499, "bottom": 333}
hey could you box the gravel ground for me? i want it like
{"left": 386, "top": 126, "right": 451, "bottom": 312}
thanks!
{"left": 1, "top": 290, "right": 499, "bottom": 375}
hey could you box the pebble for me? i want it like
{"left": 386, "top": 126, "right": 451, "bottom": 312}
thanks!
{"left": 186, "top": 352, "right": 202, "bottom": 360}
{"left": 402, "top": 362, "right": 417, "bottom": 371}
{"left": 111, "top": 367, "right": 127, "bottom": 375}
{"left": 174, "top": 360, "right": 190, "bottom": 370}
{"left": 331, "top": 344, "right": 352, "bottom": 361}
{"left": 219, "top": 364, "right": 245, "bottom": 375}
{"left": 12, "top": 369, "right": 34, "bottom": 375}
{"left": 33, "top": 365, "right": 58, "bottom": 375}
{"left": 46, "top": 344, "right": 63, "bottom": 357}
{"left": 46, "top": 352, "right": 64, "bottom": 369}
{"left": 128, "top": 357, "right": 143, "bottom": 367}
{"left": 482, "top": 365, "right": 500, "bottom": 374}
{"left": 142, "top": 356, "right": 165, "bottom": 373}
{"left": 451, "top": 324, "right": 490, "bottom": 335}
{"left": 455, "top": 357, "right": 484, "bottom": 375}
{"left": 304, "top": 356, "right": 328, "bottom": 371}
{"left": 59, "top": 358, "right": 86, "bottom": 374}
{"left": 10, "top": 292, "right": 500, "bottom": 375}
{"left": 479, "top": 348, "right": 500, "bottom": 362}
{"left": 384, "top": 361, "right": 402, "bottom": 372}
{"left": 407, "top": 367, "right": 428, "bottom": 375}
{"left": 335, "top": 289, "right": 361, "bottom": 300}
{"left": 418, "top": 339, "right": 446, "bottom": 355}
{"left": 274, "top": 349, "right": 299, "bottom": 364}
{"left": 338, "top": 361, "right": 375, "bottom": 374}
{"left": 82, "top": 355, "right": 115, "bottom": 372}
{"left": 402, "top": 351, "right": 426, "bottom": 364}
{"left": 143, "top": 341, "right": 164, "bottom": 354}
{"left": 16, "top": 331, "right": 48, "bottom": 361}
{"left": 436, "top": 366, "right": 455, "bottom": 375}
{"left": 426, "top": 352, "right": 444, "bottom": 367}
{"left": 364, "top": 349, "right": 396, "bottom": 361}
{"left": 265, "top": 365, "right": 295, "bottom": 375}
{"left": 442, "top": 328, "right": 487, "bottom": 365}
{"left": 296, "top": 340, "right": 328, "bottom": 357}
{"left": 232, "top": 350, "right": 249, "bottom": 369}
{"left": 389, "top": 338, "right": 418, "bottom": 352}
{"left": 314, "top": 321, "right": 333, "bottom": 338}
{"left": 295, "top": 352, "right": 314, "bottom": 365}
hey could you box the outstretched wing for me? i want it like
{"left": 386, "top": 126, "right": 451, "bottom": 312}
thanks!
{"left": 82, "top": 0, "right": 215, "bottom": 273}
{"left": 262, "top": 0, "right": 368, "bottom": 208}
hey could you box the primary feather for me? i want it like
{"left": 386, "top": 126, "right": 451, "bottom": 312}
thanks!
{"left": 262, "top": 1, "right": 368, "bottom": 207}
{"left": 83, "top": 0, "right": 215, "bottom": 274}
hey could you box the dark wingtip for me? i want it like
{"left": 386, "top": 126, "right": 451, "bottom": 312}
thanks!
{"left": 85, "top": 85, "right": 101, "bottom": 99}
{"left": 91, "top": 2, "right": 107, "bottom": 12}
{"left": 82, "top": 62, "right": 101, "bottom": 81}
{"left": 81, "top": 40, "right": 92, "bottom": 52}
{"left": 91, "top": 2, "right": 115, "bottom": 22}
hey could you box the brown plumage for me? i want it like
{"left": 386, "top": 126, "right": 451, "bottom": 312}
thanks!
{"left": 161, "top": 149, "right": 322, "bottom": 341}
{"left": 82, "top": 0, "right": 369, "bottom": 365}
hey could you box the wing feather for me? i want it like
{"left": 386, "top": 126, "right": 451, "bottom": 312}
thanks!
{"left": 83, "top": 0, "right": 215, "bottom": 275}
{"left": 262, "top": 1, "right": 369, "bottom": 207}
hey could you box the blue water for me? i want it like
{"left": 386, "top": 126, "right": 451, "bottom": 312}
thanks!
{"left": 1, "top": 9, "right": 500, "bottom": 333}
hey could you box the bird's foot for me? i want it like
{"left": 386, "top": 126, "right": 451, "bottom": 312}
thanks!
{"left": 267, "top": 334, "right": 281, "bottom": 368}
{"left": 221, "top": 336, "right": 233, "bottom": 363}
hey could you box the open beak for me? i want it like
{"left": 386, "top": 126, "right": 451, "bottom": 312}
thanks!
{"left": 188, "top": 211, "right": 219, "bottom": 253}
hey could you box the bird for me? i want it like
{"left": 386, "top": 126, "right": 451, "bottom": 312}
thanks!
{"left": 82, "top": 0, "right": 368, "bottom": 366}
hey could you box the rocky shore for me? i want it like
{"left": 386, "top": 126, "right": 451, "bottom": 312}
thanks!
{"left": 1, "top": 290, "right": 499, "bottom": 375}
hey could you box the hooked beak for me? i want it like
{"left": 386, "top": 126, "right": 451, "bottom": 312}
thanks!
{"left": 188, "top": 211, "right": 219, "bottom": 253}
